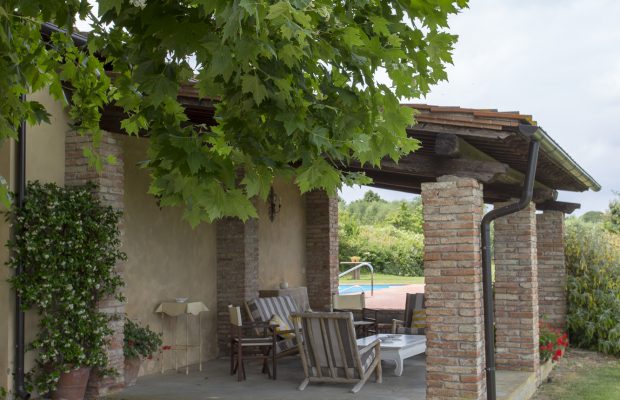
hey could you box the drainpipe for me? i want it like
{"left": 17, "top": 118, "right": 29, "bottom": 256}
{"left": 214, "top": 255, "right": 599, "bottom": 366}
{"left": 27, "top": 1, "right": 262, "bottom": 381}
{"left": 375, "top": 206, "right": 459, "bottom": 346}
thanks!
{"left": 14, "top": 95, "right": 30, "bottom": 399}
{"left": 481, "top": 125, "right": 540, "bottom": 400}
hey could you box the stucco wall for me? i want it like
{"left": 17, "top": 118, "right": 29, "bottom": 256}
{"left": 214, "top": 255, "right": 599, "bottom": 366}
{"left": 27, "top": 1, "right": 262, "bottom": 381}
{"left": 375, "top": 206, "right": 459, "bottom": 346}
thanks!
{"left": 257, "top": 179, "right": 306, "bottom": 290}
{"left": 0, "top": 140, "right": 14, "bottom": 393}
{"left": 121, "top": 136, "right": 218, "bottom": 376}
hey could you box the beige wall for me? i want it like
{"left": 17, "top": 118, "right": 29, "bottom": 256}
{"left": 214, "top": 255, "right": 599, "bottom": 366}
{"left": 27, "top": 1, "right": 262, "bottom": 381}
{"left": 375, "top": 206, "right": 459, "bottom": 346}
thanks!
{"left": 257, "top": 179, "right": 306, "bottom": 290}
{"left": 0, "top": 140, "right": 15, "bottom": 393}
{"left": 121, "top": 136, "right": 218, "bottom": 376}
{"left": 0, "top": 91, "right": 68, "bottom": 393}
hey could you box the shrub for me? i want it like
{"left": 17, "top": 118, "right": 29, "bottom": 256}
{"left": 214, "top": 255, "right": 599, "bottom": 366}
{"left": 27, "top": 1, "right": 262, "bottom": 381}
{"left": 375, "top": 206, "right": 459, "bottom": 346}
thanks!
{"left": 124, "top": 319, "right": 162, "bottom": 360}
{"left": 340, "top": 224, "right": 424, "bottom": 276}
{"left": 5, "top": 182, "right": 126, "bottom": 393}
{"left": 565, "top": 220, "right": 620, "bottom": 355}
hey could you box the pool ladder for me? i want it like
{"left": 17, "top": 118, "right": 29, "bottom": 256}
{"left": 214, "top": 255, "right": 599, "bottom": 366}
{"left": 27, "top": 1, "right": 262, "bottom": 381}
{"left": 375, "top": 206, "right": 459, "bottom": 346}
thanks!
{"left": 338, "top": 262, "right": 375, "bottom": 296}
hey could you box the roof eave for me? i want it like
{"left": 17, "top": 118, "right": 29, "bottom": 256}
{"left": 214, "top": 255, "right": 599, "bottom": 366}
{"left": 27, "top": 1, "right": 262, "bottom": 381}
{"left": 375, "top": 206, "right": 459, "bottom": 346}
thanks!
{"left": 518, "top": 125, "right": 601, "bottom": 192}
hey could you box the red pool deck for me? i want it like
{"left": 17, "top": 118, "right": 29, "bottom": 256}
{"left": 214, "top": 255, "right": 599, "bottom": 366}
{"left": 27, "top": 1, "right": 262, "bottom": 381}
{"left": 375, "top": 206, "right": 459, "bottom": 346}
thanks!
{"left": 363, "top": 283, "right": 425, "bottom": 309}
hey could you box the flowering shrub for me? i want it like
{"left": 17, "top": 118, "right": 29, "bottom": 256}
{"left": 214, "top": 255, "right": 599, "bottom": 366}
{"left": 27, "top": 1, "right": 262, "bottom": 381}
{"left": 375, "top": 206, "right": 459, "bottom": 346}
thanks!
{"left": 565, "top": 220, "right": 620, "bottom": 355}
{"left": 540, "top": 322, "right": 569, "bottom": 363}
{"left": 6, "top": 182, "right": 125, "bottom": 393}
{"left": 124, "top": 319, "right": 162, "bottom": 360}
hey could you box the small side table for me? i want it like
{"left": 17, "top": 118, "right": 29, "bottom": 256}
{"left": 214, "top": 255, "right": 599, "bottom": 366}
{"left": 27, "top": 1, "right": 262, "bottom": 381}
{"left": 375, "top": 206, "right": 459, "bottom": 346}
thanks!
{"left": 155, "top": 301, "right": 209, "bottom": 375}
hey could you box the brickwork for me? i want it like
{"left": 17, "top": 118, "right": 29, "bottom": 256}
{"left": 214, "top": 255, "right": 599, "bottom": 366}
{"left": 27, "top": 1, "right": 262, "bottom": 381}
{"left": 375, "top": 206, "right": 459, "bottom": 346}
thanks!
{"left": 216, "top": 217, "right": 259, "bottom": 353}
{"left": 304, "top": 190, "right": 338, "bottom": 311}
{"left": 421, "top": 176, "right": 486, "bottom": 400}
{"left": 65, "top": 131, "right": 126, "bottom": 397}
{"left": 493, "top": 202, "right": 539, "bottom": 373}
{"left": 536, "top": 211, "right": 566, "bottom": 330}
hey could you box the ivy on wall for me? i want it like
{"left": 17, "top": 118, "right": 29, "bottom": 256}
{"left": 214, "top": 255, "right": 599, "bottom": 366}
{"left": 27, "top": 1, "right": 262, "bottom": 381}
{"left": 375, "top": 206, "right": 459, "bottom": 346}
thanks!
{"left": 5, "top": 182, "right": 126, "bottom": 393}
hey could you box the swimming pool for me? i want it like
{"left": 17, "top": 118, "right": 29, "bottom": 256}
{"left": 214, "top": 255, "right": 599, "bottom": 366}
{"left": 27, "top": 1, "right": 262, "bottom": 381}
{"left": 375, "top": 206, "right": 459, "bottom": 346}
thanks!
{"left": 338, "top": 284, "right": 397, "bottom": 294}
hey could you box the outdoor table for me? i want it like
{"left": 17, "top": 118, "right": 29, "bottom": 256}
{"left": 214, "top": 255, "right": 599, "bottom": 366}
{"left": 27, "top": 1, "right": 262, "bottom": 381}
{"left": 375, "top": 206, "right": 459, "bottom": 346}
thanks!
{"left": 356, "top": 333, "right": 426, "bottom": 376}
{"left": 155, "top": 301, "right": 209, "bottom": 375}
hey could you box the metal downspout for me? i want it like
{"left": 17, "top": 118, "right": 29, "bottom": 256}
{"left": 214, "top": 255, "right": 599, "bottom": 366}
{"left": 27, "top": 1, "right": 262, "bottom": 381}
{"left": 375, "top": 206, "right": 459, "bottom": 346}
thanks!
{"left": 481, "top": 126, "right": 540, "bottom": 400}
{"left": 14, "top": 95, "right": 30, "bottom": 399}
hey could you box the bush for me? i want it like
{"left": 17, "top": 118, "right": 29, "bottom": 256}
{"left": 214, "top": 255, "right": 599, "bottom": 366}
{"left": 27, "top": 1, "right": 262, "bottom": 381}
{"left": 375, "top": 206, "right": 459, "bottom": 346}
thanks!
{"left": 565, "top": 220, "right": 620, "bottom": 355}
{"left": 124, "top": 319, "right": 162, "bottom": 360}
{"left": 6, "top": 182, "right": 126, "bottom": 393}
{"left": 340, "top": 224, "right": 424, "bottom": 276}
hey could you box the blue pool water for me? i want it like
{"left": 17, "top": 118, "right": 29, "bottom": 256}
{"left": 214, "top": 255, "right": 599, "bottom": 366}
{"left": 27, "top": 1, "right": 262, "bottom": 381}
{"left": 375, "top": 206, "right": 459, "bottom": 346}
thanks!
{"left": 338, "top": 284, "right": 396, "bottom": 294}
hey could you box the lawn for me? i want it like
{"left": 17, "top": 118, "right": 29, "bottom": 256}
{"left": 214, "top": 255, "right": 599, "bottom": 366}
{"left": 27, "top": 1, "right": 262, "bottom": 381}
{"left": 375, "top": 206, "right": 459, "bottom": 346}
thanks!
{"left": 339, "top": 272, "right": 424, "bottom": 285}
{"left": 533, "top": 349, "right": 620, "bottom": 400}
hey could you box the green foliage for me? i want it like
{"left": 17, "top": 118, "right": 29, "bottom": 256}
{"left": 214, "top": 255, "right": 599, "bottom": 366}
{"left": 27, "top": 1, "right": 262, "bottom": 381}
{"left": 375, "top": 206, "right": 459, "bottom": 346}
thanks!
{"left": 339, "top": 192, "right": 424, "bottom": 276}
{"left": 362, "top": 191, "right": 385, "bottom": 203}
{"left": 605, "top": 193, "right": 620, "bottom": 234}
{"left": 340, "top": 224, "right": 424, "bottom": 276}
{"left": 0, "top": 386, "right": 6, "bottom": 400}
{"left": 124, "top": 319, "right": 162, "bottom": 360}
{"left": 0, "top": 0, "right": 468, "bottom": 224}
{"left": 580, "top": 210, "right": 605, "bottom": 225}
{"left": 5, "top": 182, "right": 126, "bottom": 393}
{"left": 565, "top": 219, "right": 620, "bottom": 356}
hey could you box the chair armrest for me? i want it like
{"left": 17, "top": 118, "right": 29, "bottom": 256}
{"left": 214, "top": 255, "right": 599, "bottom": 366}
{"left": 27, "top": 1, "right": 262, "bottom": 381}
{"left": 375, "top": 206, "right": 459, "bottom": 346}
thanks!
{"left": 392, "top": 319, "right": 404, "bottom": 334}
{"left": 362, "top": 308, "right": 378, "bottom": 322}
{"left": 359, "top": 339, "right": 380, "bottom": 356}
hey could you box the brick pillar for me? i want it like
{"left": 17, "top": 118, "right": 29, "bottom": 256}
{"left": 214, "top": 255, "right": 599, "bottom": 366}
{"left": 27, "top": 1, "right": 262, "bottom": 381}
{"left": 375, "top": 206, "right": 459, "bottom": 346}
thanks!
{"left": 216, "top": 217, "right": 259, "bottom": 353}
{"left": 493, "top": 202, "right": 539, "bottom": 373}
{"left": 422, "top": 176, "right": 486, "bottom": 400}
{"left": 536, "top": 210, "right": 566, "bottom": 330}
{"left": 305, "top": 190, "right": 338, "bottom": 311}
{"left": 65, "top": 131, "right": 126, "bottom": 397}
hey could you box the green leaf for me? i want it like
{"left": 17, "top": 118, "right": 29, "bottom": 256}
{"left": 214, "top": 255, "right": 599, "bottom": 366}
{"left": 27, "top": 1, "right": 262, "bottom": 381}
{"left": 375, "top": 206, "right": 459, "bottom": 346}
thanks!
{"left": 241, "top": 74, "right": 268, "bottom": 105}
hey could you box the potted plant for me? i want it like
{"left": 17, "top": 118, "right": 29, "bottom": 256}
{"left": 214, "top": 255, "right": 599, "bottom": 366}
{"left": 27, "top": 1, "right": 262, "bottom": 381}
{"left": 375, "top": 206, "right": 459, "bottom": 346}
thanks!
{"left": 6, "top": 182, "right": 125, "bottom": 399}
{"left": 123, "top": 319, "right": 162, "bottom": 386}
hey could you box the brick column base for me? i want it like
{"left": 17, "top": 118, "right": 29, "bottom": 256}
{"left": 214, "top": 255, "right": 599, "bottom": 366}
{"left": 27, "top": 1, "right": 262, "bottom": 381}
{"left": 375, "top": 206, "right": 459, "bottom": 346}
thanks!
{"left": 304, "top": 190, "right": 338, "bottom": 311}
{"left": 494, "top": 202, "right": 539, "bottom": 373}
{"left": 65, "top": 131, "right": 126, "bottom": 398}
{"left": 537, "top": 211, "right": 566, "bottom": 330}
{"left": 422, "top": 176, "right": 486, "bottom": 400}
{"left": 216, "top": 217, "right": 259, "bottom": 354}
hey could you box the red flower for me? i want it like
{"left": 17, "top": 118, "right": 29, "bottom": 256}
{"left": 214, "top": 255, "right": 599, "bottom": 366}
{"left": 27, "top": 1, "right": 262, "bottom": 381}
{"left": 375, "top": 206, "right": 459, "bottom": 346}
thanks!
{"left": 162, "top": 345, "right": 172, "bottom": 351}
{"left": 554, "top": 349, "right": 562, "bottom": 358}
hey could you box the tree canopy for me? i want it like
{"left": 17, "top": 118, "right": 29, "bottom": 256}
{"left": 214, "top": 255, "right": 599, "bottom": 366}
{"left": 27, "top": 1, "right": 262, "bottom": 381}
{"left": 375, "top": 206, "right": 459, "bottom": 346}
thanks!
{"left": 0, "top": 0, "right": 468, "bottom": 225}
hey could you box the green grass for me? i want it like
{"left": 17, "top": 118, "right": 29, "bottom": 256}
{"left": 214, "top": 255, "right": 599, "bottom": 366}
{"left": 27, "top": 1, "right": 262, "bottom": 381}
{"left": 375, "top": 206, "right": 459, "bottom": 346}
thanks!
{"left": 534, "top": 350, "right": 620, "bottom": 400}
{"left": 544, "top": 364, "right": 620, "bottom": 399}
{"left": 339, "top": 272, "right": 424, "bottom": 285}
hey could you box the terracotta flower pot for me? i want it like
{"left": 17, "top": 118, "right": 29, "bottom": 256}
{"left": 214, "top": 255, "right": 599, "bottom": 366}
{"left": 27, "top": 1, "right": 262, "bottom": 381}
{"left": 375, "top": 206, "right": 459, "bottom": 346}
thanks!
{"left": 52, "top": 366, "right": 91, "bottom": 400}
{"left": 124, "top": 357, "right": 142, "bottom": 387}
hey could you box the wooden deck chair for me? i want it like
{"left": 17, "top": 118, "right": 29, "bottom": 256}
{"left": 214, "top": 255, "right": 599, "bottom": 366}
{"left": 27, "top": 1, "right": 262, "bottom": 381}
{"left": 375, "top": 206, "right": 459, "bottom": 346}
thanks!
{"left": 332, "top": 293, "right": 378, "bottom": 337}
{"left": 392, "top": 293, "right": 426, "bottom": 335}
{"left": 291, "top": 311, "right": 382, "bottom": 393}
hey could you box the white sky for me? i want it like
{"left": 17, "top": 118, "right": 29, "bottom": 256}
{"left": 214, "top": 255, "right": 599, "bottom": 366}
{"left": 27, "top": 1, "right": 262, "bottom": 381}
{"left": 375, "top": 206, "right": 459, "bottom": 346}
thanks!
{"left": 340, "top": 0, "right": 620, "bottom": 215}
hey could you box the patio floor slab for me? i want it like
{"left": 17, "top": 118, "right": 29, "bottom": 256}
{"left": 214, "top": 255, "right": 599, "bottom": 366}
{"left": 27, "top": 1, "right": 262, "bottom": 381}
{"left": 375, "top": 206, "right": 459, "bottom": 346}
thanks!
{"left": 105, "top": 354, "right": 539, "bottom": 400}
{"left": 106, "top": 355, "right": 426, "bottom": 400}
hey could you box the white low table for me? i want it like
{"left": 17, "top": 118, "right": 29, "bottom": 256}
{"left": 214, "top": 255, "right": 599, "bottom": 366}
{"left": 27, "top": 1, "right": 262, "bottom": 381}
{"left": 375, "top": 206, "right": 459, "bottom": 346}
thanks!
{"left": 356, "top": 334, "right": 426, "bottom": 376}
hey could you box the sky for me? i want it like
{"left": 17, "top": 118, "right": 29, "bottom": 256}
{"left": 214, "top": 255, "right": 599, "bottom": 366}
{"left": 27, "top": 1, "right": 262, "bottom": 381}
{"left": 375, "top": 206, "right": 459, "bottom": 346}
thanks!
{"left": 340, "top": 0, "right": 620, "bottom": 215}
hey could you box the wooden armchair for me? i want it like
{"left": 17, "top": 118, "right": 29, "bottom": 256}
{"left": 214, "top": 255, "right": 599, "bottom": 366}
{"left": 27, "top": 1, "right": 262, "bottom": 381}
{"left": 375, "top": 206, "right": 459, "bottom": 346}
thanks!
{"left": 392, "top": 293, "right": 426, "bottom": 335}
{"left": 333, "top": 293, "right": 378, "bottom": 337}
{"left": 291, "top": 311, "right": 382, "bottom": 393}
{"left": 228, "top": 305, "right": 278, "bottom": 381}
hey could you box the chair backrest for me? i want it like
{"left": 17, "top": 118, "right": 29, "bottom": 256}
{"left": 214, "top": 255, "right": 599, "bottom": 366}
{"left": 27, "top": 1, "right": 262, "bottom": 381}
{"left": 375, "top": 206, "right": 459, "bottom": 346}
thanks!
{"left": 292, "top": 311, "right": 363, "bottom": 379}
{"left": 332, "top": 293, "right": 365, "bottom": 311}
{"left": 246, "top": 296, "right": 299, "bottom": 328}
{"left": 228, "top": 305, "right": 242, "bottom": 327}
{"left": 403, "top": 293, "right": 425, "bottom": 328}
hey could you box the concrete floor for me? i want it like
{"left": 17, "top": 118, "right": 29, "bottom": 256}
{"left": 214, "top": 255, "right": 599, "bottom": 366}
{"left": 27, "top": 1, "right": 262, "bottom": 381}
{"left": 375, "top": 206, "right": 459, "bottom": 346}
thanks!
{"left": 105, "top": 355, "right": 537, "bottom": 400}
{"left": 106, "top": 355, "right": 426, "bottom": 400}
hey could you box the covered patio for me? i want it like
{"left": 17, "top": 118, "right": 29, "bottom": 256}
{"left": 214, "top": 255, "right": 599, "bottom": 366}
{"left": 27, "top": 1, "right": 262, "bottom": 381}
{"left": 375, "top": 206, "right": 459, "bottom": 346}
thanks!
{"left": 91, "top": 100, "right": 599, "bottom": 400}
